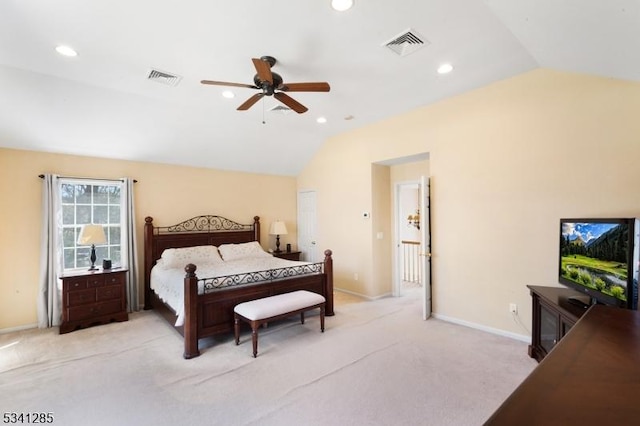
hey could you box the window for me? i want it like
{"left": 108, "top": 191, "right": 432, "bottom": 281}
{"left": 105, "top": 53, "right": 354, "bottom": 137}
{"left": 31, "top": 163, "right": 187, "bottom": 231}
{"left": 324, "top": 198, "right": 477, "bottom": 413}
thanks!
{"left": 60, "top": 179, "right": 124, "bottom": 271}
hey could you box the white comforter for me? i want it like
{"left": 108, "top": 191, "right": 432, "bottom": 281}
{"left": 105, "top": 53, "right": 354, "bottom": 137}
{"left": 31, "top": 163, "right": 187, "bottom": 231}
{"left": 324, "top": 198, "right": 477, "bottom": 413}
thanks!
{"left": 150, "top": 256, "right": 315, "bottom": 326}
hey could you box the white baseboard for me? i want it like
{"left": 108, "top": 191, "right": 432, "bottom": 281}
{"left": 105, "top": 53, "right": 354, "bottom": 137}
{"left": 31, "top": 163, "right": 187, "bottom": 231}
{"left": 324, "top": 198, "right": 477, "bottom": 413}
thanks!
{"left": 335, "top": 288, "right": 392, "bottom": 301}
{"left": 433, "top": 313, "right": 530, "bottom": 343}
{"left": 0, "top": 323, "right": 38, "bottom": 335}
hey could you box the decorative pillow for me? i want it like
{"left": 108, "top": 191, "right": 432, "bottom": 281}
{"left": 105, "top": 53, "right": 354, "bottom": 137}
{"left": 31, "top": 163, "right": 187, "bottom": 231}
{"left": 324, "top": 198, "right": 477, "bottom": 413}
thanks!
{"left": 159, "top": 245, "right": 224, "bottom": 269}
{"left": 218, "top": 241, "right": 270, "bottom": 261}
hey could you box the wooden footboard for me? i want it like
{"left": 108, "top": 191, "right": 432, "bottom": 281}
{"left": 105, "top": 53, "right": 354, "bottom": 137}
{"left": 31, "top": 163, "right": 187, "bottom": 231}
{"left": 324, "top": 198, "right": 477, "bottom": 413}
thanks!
{"left": 182, "top": 250, "right": 333, "bottom": 359}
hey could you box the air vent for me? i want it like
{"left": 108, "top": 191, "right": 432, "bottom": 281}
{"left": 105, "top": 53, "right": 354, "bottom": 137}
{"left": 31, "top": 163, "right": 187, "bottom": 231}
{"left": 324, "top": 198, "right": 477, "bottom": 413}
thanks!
{"left": 269, "top": 105, "right": 293, "bottom": 115}
{"left": 147, "top": 69, "right": 182, "bottom": 87}
{"left": 383, "top": 29, "right": 429, "bottom": 57}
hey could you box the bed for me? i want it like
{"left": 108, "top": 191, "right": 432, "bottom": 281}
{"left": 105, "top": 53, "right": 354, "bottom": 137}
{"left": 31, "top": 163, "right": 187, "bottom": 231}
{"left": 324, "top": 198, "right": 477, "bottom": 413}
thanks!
{"left": 143, "top": 215, "right": 334, "bottom": 359}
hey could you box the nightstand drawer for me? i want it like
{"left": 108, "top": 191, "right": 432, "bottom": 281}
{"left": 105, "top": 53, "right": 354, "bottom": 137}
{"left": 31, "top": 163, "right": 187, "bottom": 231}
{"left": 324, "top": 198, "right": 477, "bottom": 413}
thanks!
{"left": 97, "top": 285, "right": 122, "bottom": 302}
{"left": 68, "top": 300, "right": 122, "bottom": 321}
{"left": 67, "top": 288, "right": 96, "bottom": 306}
{"left": 273, "top": 251, "right": 301, "bottom": 261}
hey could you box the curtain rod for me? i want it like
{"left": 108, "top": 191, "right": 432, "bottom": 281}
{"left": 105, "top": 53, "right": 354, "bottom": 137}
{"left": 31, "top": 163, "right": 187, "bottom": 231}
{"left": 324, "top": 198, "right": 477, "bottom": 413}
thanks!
{"left": 38, "top": 174, "right": 138, "bottom": 183}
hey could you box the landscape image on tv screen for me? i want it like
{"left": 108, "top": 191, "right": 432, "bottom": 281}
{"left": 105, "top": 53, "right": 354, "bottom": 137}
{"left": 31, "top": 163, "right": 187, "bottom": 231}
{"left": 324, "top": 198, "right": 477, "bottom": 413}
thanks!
{"left": 560, "top": 221, "right": 628, "bottom": 303}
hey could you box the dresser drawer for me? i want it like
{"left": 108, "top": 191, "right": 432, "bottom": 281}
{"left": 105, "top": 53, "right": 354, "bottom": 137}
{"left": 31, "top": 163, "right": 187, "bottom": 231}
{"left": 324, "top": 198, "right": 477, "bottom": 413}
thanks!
{"left": 67, "top": 300, "right": 123, "bottom": 321}
{"left": 67, "top": 288, "right": 96, "bottom": 306}
{"left": 64, "top": 277, "right": 88, "bottom": 291}
{"left": 104, "top": 273, "right": 125, "bottom": 286}
{"left": 97, "top": 285, "right": 122, "bottom": 302}
{"left": 87, "top": 275, "right": 105, "bottom": 287}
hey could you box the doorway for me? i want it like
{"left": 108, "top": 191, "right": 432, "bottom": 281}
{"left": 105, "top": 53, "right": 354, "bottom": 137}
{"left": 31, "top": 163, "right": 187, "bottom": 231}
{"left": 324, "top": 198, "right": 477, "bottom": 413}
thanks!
{"left": 376, "top": 153, "right": 431, "bottom": 319}
{"left": 396, "top": 182, "right": 422, "bottom": 295}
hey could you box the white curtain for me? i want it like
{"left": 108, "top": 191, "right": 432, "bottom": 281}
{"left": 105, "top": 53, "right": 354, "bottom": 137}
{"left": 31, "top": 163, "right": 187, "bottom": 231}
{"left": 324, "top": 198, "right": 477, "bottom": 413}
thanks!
{"left": 121, "top": 177, "right": 139, "bottom": 312}
{"left": 37, "top": 174, "right": 62, "bottom": 328}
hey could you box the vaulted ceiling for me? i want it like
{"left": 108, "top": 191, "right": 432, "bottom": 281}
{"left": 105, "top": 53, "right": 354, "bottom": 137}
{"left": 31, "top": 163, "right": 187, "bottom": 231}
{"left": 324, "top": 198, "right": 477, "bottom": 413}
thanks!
{"left": 1, "top": 1, "right": 638, "bottom": 175}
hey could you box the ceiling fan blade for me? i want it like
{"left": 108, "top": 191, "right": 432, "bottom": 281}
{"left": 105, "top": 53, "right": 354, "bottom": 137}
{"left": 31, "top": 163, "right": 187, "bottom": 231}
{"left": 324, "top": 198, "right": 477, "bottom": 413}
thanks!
{"left": 279, "top": 82, "right": 331, "bottom": 92}
{"left": 237, "top": 93, "right": 265, "bottom": 111}
{"left": 252, "top": 58, "right": 273, "bottom": 84}
{"left": 274, "top": 92, "right": 308, "bottom": 114}
{"left": 201, "top": 80, "right": 257, "bottom": 89}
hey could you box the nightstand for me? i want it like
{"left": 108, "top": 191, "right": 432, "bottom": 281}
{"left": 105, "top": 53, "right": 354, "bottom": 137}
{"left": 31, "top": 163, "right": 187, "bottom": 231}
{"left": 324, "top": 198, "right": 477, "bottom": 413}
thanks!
{"left": 60, "top": 268, "right": 128, "bottom": 334}
{"left": 273, "top": 251, "right": 301, "bottom": 261}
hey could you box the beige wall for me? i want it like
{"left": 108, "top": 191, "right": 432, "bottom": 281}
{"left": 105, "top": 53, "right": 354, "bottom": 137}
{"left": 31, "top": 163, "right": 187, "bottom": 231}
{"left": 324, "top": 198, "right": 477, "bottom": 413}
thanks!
{"left": 0, "top": 148, "right": 297, "bottom": 330}
{"left": 371, "top": 164, "right": 392, "bottom": 297}
{"left": 298, "top": 68, "right": 640, "bottom": 336}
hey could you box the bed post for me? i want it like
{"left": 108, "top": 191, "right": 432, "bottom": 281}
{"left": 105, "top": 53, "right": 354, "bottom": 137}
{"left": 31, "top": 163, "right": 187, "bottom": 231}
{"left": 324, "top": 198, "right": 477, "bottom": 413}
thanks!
{"left": 324, "top": 249, "right": 334, "bottom": 316}
{"left": 253, "top": 216, "right": 260, "bottom": 243}
{"left": 183, "top": 264, "right": 200, "bottom": 359}
{"left": 144, "top": 216, "right": 154, "bottom": 310}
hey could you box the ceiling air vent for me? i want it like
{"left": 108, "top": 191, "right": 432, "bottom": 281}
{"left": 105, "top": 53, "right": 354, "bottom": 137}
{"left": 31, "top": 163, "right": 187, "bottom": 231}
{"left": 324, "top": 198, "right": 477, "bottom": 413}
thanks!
{"left": 269, "top": 105, "right": 293, "bottom": 115}
{"left": 383, "top": 28, "right": 429, "bottom": 57}
{"left": 147, "top": 69, "right": 182, "bottom": 87}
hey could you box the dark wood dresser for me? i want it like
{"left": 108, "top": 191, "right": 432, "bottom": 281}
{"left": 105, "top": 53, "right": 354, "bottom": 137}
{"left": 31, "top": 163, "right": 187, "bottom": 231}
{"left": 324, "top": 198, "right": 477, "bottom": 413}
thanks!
{"left": 484, "top": 304, "right": 640, "bottom": 425}
{"left": 60, "top": 268, "right": 128, "bottom": 334}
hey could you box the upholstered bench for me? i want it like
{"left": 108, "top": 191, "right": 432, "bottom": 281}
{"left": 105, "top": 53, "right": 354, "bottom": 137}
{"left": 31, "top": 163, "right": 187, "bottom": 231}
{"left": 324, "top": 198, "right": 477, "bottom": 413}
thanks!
{"left": 234, "top": 290, "right": 326, "bottom": 357}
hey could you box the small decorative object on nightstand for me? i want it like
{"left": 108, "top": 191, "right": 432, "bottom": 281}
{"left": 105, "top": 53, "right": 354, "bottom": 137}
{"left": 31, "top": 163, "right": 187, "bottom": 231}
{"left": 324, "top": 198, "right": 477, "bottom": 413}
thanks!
{"left": 59, "top": 268, "right": 128, "bottom": 334}
{"left": 269, "top": 220, "right": 288, "bottom": 253}
{"left": 273, "top": 251, "right": 301, "bottom": 261}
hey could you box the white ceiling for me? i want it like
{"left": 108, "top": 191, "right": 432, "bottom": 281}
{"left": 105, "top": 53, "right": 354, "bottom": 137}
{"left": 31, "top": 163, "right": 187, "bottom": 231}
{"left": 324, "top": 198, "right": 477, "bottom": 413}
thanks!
{"left": 0, "top": 1, "right": 638, "bottom": 176}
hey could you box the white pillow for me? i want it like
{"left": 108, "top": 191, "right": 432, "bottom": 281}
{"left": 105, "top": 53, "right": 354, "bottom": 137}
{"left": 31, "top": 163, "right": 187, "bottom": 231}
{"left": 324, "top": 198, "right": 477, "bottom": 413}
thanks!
{"left": 159, "top": 245, "right": 223, "bottom": 269}
{"left": 218, "top": 241, "right": 270, "bottom": 261}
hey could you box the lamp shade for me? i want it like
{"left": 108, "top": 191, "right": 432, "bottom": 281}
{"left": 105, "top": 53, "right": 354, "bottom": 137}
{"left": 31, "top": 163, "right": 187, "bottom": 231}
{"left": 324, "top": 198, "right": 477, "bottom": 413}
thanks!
{"left": 269, "top": 221, "right": 288, "bottom": 236}
{"left": 77, "top": 224, "right": 107, "bottom": 245}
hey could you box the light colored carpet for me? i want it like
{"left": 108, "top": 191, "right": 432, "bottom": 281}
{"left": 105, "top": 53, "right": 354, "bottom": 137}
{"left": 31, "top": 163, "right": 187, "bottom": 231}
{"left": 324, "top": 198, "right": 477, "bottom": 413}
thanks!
{"left": 0, "top": 290, "right": 536, "bottom": 425}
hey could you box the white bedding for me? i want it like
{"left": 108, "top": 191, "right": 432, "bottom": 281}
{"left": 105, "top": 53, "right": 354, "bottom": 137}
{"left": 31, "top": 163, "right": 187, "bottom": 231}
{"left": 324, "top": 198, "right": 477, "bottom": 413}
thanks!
{"left": 150, "top": 250, "right": 319, "bottom": 326}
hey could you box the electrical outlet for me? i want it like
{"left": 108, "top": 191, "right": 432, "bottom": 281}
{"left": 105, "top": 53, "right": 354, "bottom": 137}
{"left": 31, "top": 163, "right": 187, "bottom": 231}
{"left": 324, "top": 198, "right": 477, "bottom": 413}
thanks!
{"left": 354, "top": 273, "right": 359, "bottom": 281}
{"left": 509, "top": 303, "right": 517, "bottom": 314}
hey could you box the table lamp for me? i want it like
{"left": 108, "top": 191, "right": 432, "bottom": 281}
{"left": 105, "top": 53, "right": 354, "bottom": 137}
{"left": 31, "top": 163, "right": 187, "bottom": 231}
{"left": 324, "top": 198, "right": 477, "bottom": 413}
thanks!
{"left": 269, "top": 221, "right": 288, "bottom": 253}
{"left": 77, "top": 224, "right": 107, "bottom": 270}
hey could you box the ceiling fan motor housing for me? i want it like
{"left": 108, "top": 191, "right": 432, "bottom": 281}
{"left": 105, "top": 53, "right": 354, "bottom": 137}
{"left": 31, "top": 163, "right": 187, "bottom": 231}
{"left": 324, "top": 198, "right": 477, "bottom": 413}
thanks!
{"left": 254, "top": 72, "right": 283, "bottom": 96}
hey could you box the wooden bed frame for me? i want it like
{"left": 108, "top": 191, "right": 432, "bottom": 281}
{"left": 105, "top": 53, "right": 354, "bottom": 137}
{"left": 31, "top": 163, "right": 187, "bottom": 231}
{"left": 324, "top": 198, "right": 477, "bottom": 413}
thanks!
{"left": 143, "top": 215, "right": 334, "bottom": 359}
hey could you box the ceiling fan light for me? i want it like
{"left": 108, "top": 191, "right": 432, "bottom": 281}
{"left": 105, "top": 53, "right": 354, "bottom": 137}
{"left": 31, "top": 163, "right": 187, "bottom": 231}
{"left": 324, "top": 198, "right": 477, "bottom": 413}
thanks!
{"left": 317, "top": 117, "right": 327, "bottom": 124}
{"left": 331, "top": 0, "right": 354, "bottom": 12}
{"left": 222, "top": 90, "right": 235, "bottom": 98}
{"left": 55, "top": 45, "right": 78, "bottom": 57}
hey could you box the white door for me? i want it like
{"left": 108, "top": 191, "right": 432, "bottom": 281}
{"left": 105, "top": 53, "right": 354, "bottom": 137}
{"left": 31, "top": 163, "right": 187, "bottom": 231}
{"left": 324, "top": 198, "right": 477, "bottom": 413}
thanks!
{"left": 297, "top": 190, "right": 318, "bottom": 262}
{"left": 420, "top": 176, "right": 432, "bottom": 320}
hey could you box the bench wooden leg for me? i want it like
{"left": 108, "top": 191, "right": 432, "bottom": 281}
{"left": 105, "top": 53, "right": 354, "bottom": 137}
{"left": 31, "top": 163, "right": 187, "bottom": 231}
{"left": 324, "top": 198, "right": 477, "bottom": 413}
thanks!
{"left": 251, "top": 321, "right": 259, "bottom": 358}
{"left": 234, "top": 315, "right": 240, "bottom": 345}
{"left": 300, "top": 312, "right": 305, "bottom": 324}
{"left": 320, "top": 305, "right": 325, "bottom": 332}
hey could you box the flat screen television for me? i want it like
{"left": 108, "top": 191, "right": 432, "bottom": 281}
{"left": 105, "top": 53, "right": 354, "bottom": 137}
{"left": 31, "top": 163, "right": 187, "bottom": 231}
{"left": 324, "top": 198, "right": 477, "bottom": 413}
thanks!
{"left": 559, "top": 218, "right": 639, "bottom": 310}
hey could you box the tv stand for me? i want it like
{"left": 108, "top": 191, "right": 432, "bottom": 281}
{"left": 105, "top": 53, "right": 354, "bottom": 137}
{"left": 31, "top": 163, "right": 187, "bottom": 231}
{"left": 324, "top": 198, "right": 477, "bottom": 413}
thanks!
{"left": 527, "top": 286, "right": 589, "bottom": 362}
{"left": 567, "top": 294, "right": 591, "bottom": 309}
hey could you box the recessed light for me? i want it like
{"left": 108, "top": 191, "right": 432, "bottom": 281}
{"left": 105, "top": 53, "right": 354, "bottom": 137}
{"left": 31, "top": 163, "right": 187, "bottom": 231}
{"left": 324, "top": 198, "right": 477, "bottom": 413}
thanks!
{"left": 331, "top": 0, "right": 354, "bottom": 12}
{"left": 55, "top": 45, "right": 78, "bottom": 57}
{"left": 222, "top": 90, "right": 235, "bottom": 99}
{"left": 317, "top": 117, "right": 327, "bottom": 124}
{"left": 437, "top": 63, "right": 453, "bottom": 74}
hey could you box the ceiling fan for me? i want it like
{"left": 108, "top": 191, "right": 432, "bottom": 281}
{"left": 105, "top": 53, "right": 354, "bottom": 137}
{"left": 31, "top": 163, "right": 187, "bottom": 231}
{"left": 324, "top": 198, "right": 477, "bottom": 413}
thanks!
{"left": 201, "top": 56, "right": 330, "bottom": 114}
